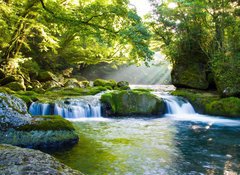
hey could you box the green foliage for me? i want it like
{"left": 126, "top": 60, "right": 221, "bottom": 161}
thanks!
{"left": 17, "top": 115, "right": 75, "bottom": 131}
{"left": 0, "top": 0, "right": 153, "bottom": 75}
{"left": 149, "top": 0, "right": 240, "bottom": 95}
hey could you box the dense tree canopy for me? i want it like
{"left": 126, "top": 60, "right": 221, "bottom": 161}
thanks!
{"left": 0, "top": 0, "right": 153, "bottom": 74}
{"left": 149, "top": 0, "right": 240, "bottom": 96}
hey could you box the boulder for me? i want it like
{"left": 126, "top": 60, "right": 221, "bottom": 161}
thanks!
{"left": 79, "top": 81, "right": 90, "bottom": 88}
{"left": 0, "top": 75, "right": 18, "bottom": 86}
{"left": 116, "top": 81, "right": 130, "bottom": 90}
{"left": 0, "top": 93, "right": 79, "bottom": 148}
{"left": 62, "top": 68, "right": 73, "bottom": 77}
{"left": 0, "top": 144, "right": 83, "bottom": 175}
{"left": 93, "top": 79, "right": 117, "bottom": 89}
{"left": 42, "top": 81, "right": 62, "bottom": 90}
{"left": 4, "top": 82, "right": 26, "bottom": 91}
{"left": 0, "top": 93, "right": 31, "bottom": 130}
{"left": 101, "top": 90, "right": 165, "bottom": 116}
{"left": 37, "top": 71, "right": 57, "bottom": 82}
{"left": 171, "top": 61, "right": 209, "bottom": 90}
{"left": 0, "top": 115, "right": 79, "bottom": 148}
{"left": 64, "top": 78, "right": 81, "bottom": 88}
{"left": 31, "top": 80, "right": 43, "bottom": 89}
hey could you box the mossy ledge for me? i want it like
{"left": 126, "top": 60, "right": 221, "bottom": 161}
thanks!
{"left": 172, "top": 89, "right": 240, "bottom": 117}
{"left": 101, "top": 90, "right": 165, "bottom": 116}
{"left": 0, "top": 115, "right": 79, "bottom": 149}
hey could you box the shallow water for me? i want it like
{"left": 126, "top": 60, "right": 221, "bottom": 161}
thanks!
{"left": 50, "top": 116, "right": 240, "bottom": 175}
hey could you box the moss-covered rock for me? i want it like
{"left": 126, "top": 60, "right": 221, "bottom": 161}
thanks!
{"left": 101, "top": 90, "right": 165, "bottom": 116}
{"left": 171, "top": 61, "right": 209, "bottom": 90}
{"left": 4, "top": 82, "right": 26, "bottom": 91}
{"left": 42, "top": 80, "right": 62, "bottom": 90}
{"left": 172, "top": 89, "right": 240, "bottom": 117}
{"left": 0, "top": 115, "right": 79, "bottom": 148}
{"left": 115, "top": 81, "right": 130, "bottom": 90}
{"left": 79, "top": 80, "right": 90, "bottom": 88}
{"left": 64, "top": 78, "right": 81, "bottom": 88}
{"left": 0, "top": 93, "right": 78, "bottom": 148}
{"left": 37, "top": 71, "right": 57, "bottom": 82}
{"left": 93, "top": 79, "right": 117, "bottom": 88}
{"left": 17, "top": 115, "right": 75, "bottom": 131}
{"left": 0, "top": 75, "right": 17, "bottom": 86}
{"left": 0, "top": 144, "right": 83, "bottom": 174}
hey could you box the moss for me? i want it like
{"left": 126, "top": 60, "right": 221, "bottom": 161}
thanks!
{"left": 0, "top": 86, "right": 107, "bottom": 104}
{"left": 4, "top": 82, "right": 26, "bottom": 91}
{"left": 205, "top": 97, "right": 240, "bottom": 117}
{"left": 93, "top": 79, "right": 117, "bottom": 88}
{"left": 17, "top": 115, "right": 75, "bottom": 131}
{"left": 14, "top": 91, "right": 39, "bottom": 104}
{"left": 132, "top": 88, "right": 153, "bottom": 92}
{"left": 172, "top": 89, "right": 240, "bottom": 117}
{"left": 0, "top": 87, "right": 16, "bottom": 94}
{"left": 101, "top": 90, "right": 164, "bottom": 116}
{"left": 171, "top": 61, "right": 209, "bottom": 89}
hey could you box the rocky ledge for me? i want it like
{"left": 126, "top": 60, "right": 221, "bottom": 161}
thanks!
{"left": 0, "top": 93, "right": 78, "bottom": 148}
{"left": 0, "top": 144, "right": 83, "bottom": 175}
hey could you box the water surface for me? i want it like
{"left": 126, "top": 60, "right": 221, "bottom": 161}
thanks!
{"left": 51, "top": 116, "right": 240, "bottom": 175}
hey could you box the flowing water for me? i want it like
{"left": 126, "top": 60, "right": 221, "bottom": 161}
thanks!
{"left": 29, "top": 95, "right": 101, "bottom": 118}
{"left": 43, "top": 86, "right": 240, "bottom": 175}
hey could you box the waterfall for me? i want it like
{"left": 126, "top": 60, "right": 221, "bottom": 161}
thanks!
{"left": 152, "top": 92, "right": 196, "bottom": 115}
{"left": 162, "top": 95, "right": 196, "bottom": 114}
{"left": 29, "top": 102, "right": 51, "bottom": 116}
{"left": 29, "top": 96, "right": 101, "bottom": 118}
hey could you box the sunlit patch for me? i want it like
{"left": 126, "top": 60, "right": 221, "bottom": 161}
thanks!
{"left": 168, "top": 2, "right": 178, "bottom": 9}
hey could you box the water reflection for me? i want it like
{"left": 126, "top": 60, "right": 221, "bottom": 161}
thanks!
{"left": 50, "top": 117, "right": 240, "bottom": 175}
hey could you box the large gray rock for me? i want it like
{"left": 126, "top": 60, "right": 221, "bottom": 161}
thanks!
{"left": 0, "top": 144, "right": 83, "bottom": 175}
{"left": 0, "top": 93, "right": 31, "bottom": 130}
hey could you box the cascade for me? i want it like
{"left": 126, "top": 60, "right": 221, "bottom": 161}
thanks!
{"left": 153, "top": 92, "right": 196, "bottom": 115}
{"left": 29, "top": 96, "right": 101, "bottom": 118}
{"left": 162, "top": 95, "right": 196, "bottom": 114}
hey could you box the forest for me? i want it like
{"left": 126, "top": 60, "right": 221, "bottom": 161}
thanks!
{"left": 0, "top": 0, "right": 239, "bottom": 97}
{"left": 0, "top": 0, "right": 240, "bottom": 174}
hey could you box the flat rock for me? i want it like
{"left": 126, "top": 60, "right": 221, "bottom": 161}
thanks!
{"left": 0, "top": 144, "right": 83, "bottom": 175}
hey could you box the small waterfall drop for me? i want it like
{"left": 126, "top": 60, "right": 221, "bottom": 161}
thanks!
{"left": 29, "top": 96, "right": 101, "bottom": 118}
{"left": 163, "top": 95, "right": 196, "bottom": 114}
{"left": 152, "top": 92, "right": 196, "bottom": 115}
{"left": 29, "top": 102, "right": 51, "bottom": 116}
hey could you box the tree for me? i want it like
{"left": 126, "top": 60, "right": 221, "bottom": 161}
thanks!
{"left": 0, "top": 0, "right": 153, "bottom": 76}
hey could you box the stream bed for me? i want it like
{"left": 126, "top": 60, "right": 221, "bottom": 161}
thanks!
{"left": 49, "top": 116, "right": 240, "bottom": 175}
